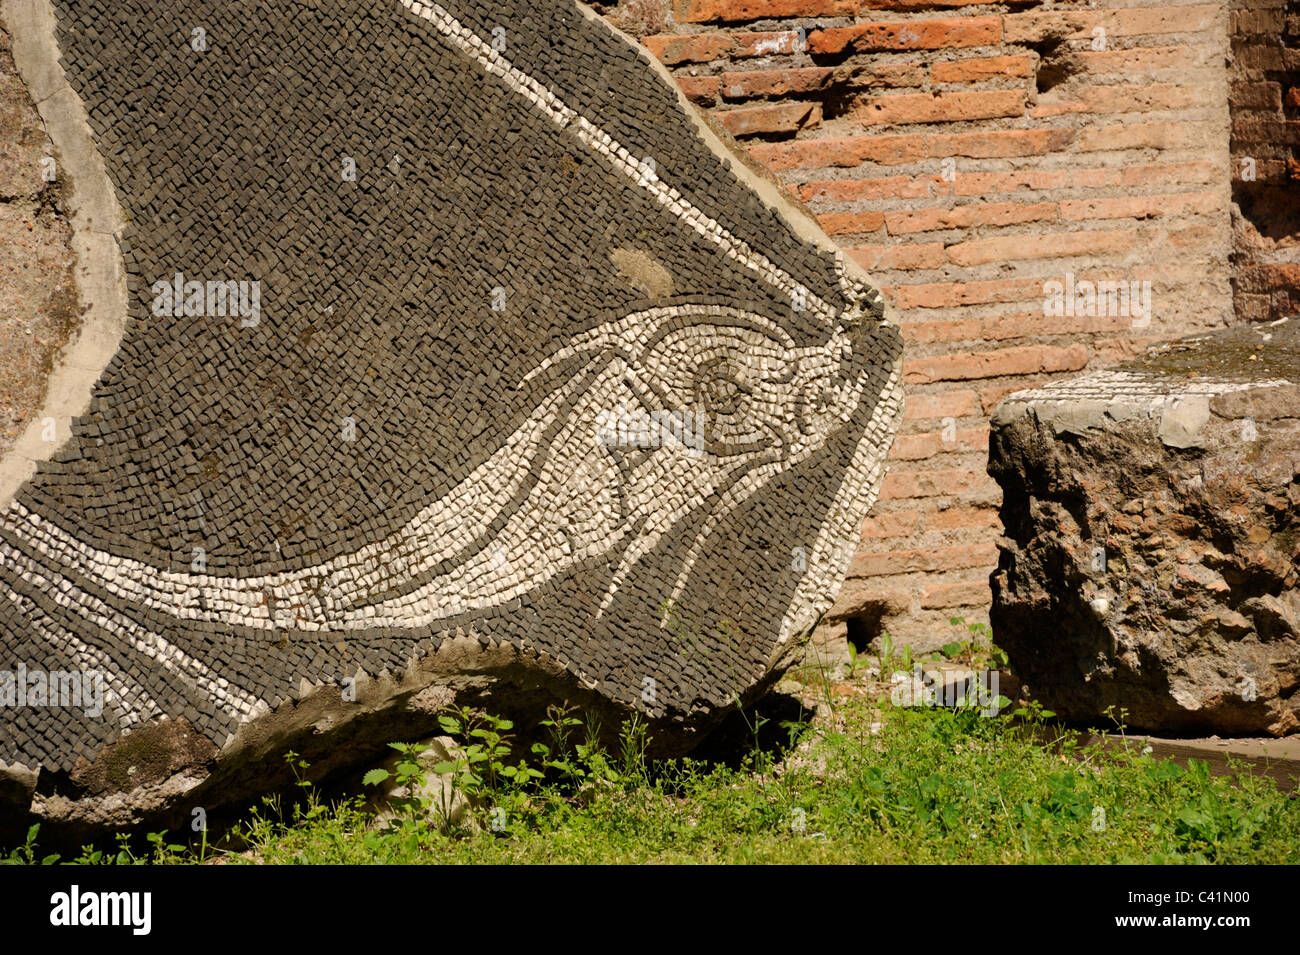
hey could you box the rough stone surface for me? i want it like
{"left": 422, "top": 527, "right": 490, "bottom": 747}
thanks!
{"left": 0, "top": 0, "right": 902, "bottom": 837}
{"left": 0, "top": 24, "right": 80, "bottom": 463}
{"left": 990, "top": 319, "right": 1300, "bottom": 737}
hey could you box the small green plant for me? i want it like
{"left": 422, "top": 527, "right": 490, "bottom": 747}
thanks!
{"left": 531, "top": 701, "right": 587, "bottom": 785}
{"left": 1102, "top": 704, "right": 1130, "bottom": 736}
{"left": 845, "top": 641, "right": 868, "bottom": 678}
{"left": 944, "top": 617, "right": 1009, "bottom": 670}
{"left": 2, "top": 824, "right": 59, "bottom": 865}
{"left": 367, "top": 707, "right": 548, "bottom": 833}
{"left": 730, "top": 695, "right": 774, "bottom": 774}
{"left": 363, "top": 741, "right": 433, "bottom": 818}
{"left": 144, "top": 830, "right": 187, "bottom": 863}
{"left": 874, "top": 632, "right": 895, "bottom": 676}
{"left": 285, "top": 749, "right": 328, "bottom": 823}
{"left": 617, "top": 713, "right": 651, "bottom": 785}
{"left": 1011, "top": 698, "right": 1057, "bottom": 724}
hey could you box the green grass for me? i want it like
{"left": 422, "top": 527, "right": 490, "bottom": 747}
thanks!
{"left": 18, "top": 689, "right": 1294, "bottom": 865}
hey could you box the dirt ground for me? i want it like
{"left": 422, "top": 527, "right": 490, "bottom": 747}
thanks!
{"left": 0, "top": 26, "right": 80, "bottom": 460}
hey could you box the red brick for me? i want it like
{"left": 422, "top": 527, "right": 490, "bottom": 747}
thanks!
{"left": 1030, "top": 83, "right": 1198, "bottom": 118}
{"left": 899, "top": 311, "right": 1132, "bottom": 344}
{"left": 1230, "top": 82, "right": 1283, "bottom": 110}
{"left": 1076, "top": 121, "right": 1216, "bottom": 152}
{"left": 903, "top": 390, "right": 982, "bottom": 420}
{"left": 759, "top": 128, "right": 1069, "bottom": 170}
{"left": 1235, "top": 264, "right": 1300, "bottom": 293}
{"left": 848, "top": 242, "right": 947, "bottom": 270}
{"left": 880, "top": 467, "right": 999, "bottom": 500}
{"left": 1232, "top": 9, "right": 1285, "bottom": 34}
{"left": 643, "top": 34, "right": 738, "bottom": 65}
{"left": 927, "top": 128, "right": 1075, "bottom": 159}
{"left": 1076, "top": 46, "right": 1208, "bottom": 74}
{"left": 920, "top": 579, "right": 992, "bottom": 609}
{"left": 719, "top": 67, "right": 834, "bottom": 100}
{"left": 816, "top": 210, "right": 886, "bottom": 235}
{"left": 719, "top": 101, "right": 821, "bottom": 137}
{"left": 1233, "top": 45, "right": 1291, "bottom": 73}
{"left": 833, "top": 62, "right": 927, "bottom": 89}
{"left": 850, "top": 542, "right": 997, "bottom": 577}
{"left": 1166, "top": 224, "right": 1216, "bottom": 249}
{"left": 864, "top": 0, "right": 1012, "bottom": 8}
{"left": 748, "top": 134, "right": 926, "bottom": 170}
{"left": 945, "top": 228, "right": 1137, "bottom": 266}
{"left": 891, "top": 426, "right": 989, "bottom": 460}
{"left": 799, "top": 175, "right": 942, "bottom": 202}
{"left": 830, "top": 580, "right": 912, "bottom": 615}
{"left": 1088, "top": 337, "right": 1164, "bottom": 368}
{"left": 981, "top": 311, "right": 1132, "bottom": 340}
{"left": 926, "top": 507, "right": 1001, "bottom": 532}
{"left": 1110, "top": 5, "right": 1217, "bottom": 34}
{"left": 932, "top": 54, "right": 1033, "bottom": 83}
{"left": 676, "top": 75, "right": 721, "bottom": 104}
{"left": 946, "top": 162, "right": 1218, "bottom": 196}
{"left": 1059, "top": 191, "right": 1220, "bottom": 221}
{"left": 890, "top": 277, "right": 1044, "bottom": 309}
{"left": 1003, "top": 6, "right": 1217, "bottom": 43}
{"left": 860, "top": 510, "right": 922, "bottom": 539}
{"left": 646, "top": 29, "right": 828, "bottom": 63}
{"left": 885, "top": 200, "right": 1057, "bottom": 235}
{"left": 1234, "top": 291, "right": 1272, "bottom": 323}
{"left": 1119, "top": 161, "right": 1220, "bottom": 188}
{"left": 674, "top": 0, "right": 859, "bottom": 23}
{"left": 900, "top": 317, "right": 982, "bottom": 344}
{"left": 808, "top": 16, "right": 1000, "bottom": 55}
{"left": 905, "top": 343, "right": 1089, "bottom": 384}
{"left": 728, "top": 30, "right": 815, "bottom": 57}
{"left": 1232, "top": 118, "right": 1300, "bottom": 147}
{"left": 853, "top": 89, "right": 1026, "bottom": 125}
{"left": 951, "top": 167, "right": 1108, "bottom": 195}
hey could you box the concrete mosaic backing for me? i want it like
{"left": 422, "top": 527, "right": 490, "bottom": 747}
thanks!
{"left": 0, "top": 0, "right": 902, "bottom": 782}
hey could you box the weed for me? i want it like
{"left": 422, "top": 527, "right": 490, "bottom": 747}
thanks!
{"left": 7, "top": 692, "right": 1299, "bottom": 865}
{"left": 943, "top": 617, "right": 1009, "bottom": 670}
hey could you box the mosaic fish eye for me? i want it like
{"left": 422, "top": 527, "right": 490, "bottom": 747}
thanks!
{"left": 694, "top": 357, "right": 749, "bottom": 415}
{"left": 633, "top": 318, "right": 794, "bottom": 456}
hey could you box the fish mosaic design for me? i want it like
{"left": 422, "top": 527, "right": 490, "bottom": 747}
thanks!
{"left": 0, "top": 0, "right": 903, "bottom": 775}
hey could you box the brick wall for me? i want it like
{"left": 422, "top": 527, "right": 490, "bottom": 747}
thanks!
{"left": 1230, "top": 0, "right": 1300, "bottom": 323}
{"left": 622, "top": 0, "right": 1236, "bottom": 655}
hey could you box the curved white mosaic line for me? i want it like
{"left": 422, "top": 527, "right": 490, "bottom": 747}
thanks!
{"left": 4, "top": 306, "right": 822, "bottom": 626}
{"left": 0, "top": 541, "right": 263, "bottom": 721}
{"left": 3, "top": 585, "right": 159, "bottom": 730}
{"left": 5, "top": 303, "right": 868, "bottom": 647}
